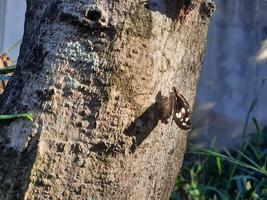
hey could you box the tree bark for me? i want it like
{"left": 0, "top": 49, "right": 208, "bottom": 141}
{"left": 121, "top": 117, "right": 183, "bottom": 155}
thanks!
{"left": 0, "top": 0, "right": 214, "bottom": 199}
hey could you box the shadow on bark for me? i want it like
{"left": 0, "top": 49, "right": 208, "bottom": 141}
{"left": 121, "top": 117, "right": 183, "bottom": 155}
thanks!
{"left": 144, "top": 0, "right": 182, "bottom": 20}
{"left": 123, "top": 90, "right": 172, "bottom": 152}
{"left": 0, "top": 121, "right": 40, "bottom": 199}
{"left": 124, "top": 102, "right": 160, "bottom": 152}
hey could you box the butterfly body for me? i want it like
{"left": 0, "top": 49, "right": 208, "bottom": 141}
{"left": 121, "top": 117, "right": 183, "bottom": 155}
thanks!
{"left": 156, "top": 87, "right": 192, "bottom": 130}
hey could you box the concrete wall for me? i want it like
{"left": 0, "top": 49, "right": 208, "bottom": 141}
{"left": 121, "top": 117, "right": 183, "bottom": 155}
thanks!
{"left": 0, "top": 0, "right": 26, "bottom": 60}
{"left": 191, "top": 0, "right": 267, "bottom": 149}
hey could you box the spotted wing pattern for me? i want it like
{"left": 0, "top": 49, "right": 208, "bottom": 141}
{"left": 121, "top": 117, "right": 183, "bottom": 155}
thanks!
{"left": 172, "top": 87, "right": 191, "bottom": 130}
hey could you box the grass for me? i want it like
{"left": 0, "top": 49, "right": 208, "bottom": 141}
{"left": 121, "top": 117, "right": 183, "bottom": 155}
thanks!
{"left": 0, "top": 114, "right": 33, "bottom": 121}
{"left": 171, "top": 118, "right": 267, "bottom": 200}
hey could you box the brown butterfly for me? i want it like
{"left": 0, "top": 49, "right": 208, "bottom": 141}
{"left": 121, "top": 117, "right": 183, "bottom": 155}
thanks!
{"left": 172, "top": 87, "right": 191, "bottom": 130}
{"left": 0, "top": 53, "right": 12, "bottom": 67}
{"left": 0, "top": 53, "right": 13, "bottom": 93}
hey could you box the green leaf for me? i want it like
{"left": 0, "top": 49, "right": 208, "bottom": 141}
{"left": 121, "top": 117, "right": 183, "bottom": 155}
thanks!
{"left": 0, "top": 66, "right": 16, "bottom": 74}
{"left": 203, "top": 186, "right": 228, "bottom": 200}
{"left": 0, "top": 114, "right": 33, "bottom": 121}
{"left": 252, "top": 117, "right": 261, "bottom": 136}
{"left": 216, "top": 156, "right": 222, "bottom": 175}
{"left": 197, "top": 149, "right": 267, "bottom": 176}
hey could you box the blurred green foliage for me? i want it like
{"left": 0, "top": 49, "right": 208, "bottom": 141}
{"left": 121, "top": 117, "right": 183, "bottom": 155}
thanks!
{"left": 171, "top": 118, "right": 267, "bottom": 200}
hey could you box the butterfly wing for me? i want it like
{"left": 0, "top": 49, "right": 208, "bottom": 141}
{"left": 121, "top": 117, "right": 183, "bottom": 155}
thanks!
{"left": 172, "top": 87, "right": 191, "bottom": 130}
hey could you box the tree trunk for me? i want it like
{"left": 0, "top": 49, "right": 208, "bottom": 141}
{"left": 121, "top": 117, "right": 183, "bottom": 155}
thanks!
{"left": 0, "top": 0, "right": 214, "bottom": 199}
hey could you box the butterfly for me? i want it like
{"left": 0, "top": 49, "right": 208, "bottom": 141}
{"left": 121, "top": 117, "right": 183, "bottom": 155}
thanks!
{"left": 171, "top": 87, "right": 192, "bottom": 130}
{"left": 0, "top": 53, "right": 13, "bottom": 93}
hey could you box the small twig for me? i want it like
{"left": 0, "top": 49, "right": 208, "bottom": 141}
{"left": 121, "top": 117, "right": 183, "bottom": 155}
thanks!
{"left": 7, "top": 39, "right": 22, "bottom": 53}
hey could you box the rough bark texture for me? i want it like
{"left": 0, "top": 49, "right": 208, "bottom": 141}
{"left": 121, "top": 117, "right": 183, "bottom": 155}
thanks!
{"left": 0, "top": 0, "right": 214, "bottom": 199}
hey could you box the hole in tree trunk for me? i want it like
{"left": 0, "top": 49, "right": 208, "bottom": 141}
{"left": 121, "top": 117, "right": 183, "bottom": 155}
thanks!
{"left": 85, "top": 10, "right": 102, "bottom": 21}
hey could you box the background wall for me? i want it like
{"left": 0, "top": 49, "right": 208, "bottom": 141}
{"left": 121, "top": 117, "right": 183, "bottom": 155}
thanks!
{"left": 0, "top": 0, "right": 7, "bottom": 52}
{"left": 0, "top": 0, "right": 26, "bottom": 59}
{"left": 191, "top": 0, "right": 267, "bottom": 149}
{"left": 0, "top": 0, "right": 266, "bottom": 150}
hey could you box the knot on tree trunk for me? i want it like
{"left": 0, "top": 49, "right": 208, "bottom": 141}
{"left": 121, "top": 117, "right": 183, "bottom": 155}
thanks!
{"left": 199, "top": 0, "right": 216, "bottom": 20}
{"left": 84, "top": 4, "right": 108, "bottom": 28}
{"left": 57, "top": 2, "right": 109, "bottom": 29}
